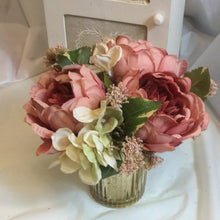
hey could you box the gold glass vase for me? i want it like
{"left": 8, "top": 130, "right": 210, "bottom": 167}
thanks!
{"left": 90, "top": 167, "right": 147, "bottom": 208}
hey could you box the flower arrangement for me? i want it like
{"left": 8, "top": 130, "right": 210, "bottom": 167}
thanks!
{"left": 23, "top": 35, "right": 216, "bottom": 185}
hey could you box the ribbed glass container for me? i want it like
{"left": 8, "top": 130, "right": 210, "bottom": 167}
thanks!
{"left": 90, "top": 168, "right": 147, "bottom": 208}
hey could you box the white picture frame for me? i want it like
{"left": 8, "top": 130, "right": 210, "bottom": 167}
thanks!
{"left": 43, "top": 0, "right": 185, "bottom": 55}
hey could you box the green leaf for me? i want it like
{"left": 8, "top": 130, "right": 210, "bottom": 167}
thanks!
{"left": 97, "top": 72, "right": 113, "bottom": 89}
{"left": 56, "top": 47, "right": 91, "bottom": 68}
{"left": 68, "top": 50, "right": 79, "bottom": 63}
{"left": 103, "top": 73, "right": 113, "bottom": 88}
{"left": 100, "top": 160, "right": 122, "bottom": 179}
{"left": 122, "top": 97, "right": 162, "bottom": 136}
{"left": 184, "top": 67, "right": 211, "bottom": 101}
{"left": 76, "top": 47, "right": 91, "bottom": 64}
{"left": 56, "top": 54, "right": 72, "bottom": 67}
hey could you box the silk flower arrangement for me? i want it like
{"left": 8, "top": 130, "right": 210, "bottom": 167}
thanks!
{"left": 23, "top": 35, "right": 216, "bottom": 186}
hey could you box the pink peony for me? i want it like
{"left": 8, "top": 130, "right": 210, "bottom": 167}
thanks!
{"left": 112, "top": 36, "right": 187, "bottom": 83}
{"left": 62, "top": 65, "right": 106, "bottom": 111}
{"left": 30, "top": 70, "right": 73, "bottom": 107}
{"left": 23, "top": 65, "right": 105, "bottom": 155}
{"left": 122, "top": 69, "right": 209, "bottom": 152}
{"left": 23, "top": 99, "right": 79, "bottom": 155}
{"left": 117, "top": 36, "right": 209, "bottom": 152}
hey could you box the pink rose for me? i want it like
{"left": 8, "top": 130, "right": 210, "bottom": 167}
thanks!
{"left": 112, "top": 36, "right": 187, "bottom": 82}
{"left": 122, "top": 69, "right": 209, "bottom": 152}
{"left": 62, "top": 65, "right": 106, "bottom": 111}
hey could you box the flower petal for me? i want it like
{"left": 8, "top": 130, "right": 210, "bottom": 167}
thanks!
{"left": 90, "top": 43, "right": 122, "bottom": 71}
{"left": 158, "top": 55, "right": 187, "bottom": 77}
{"left": 96, "top": 117, "right": 118, "bottom": 134}
{"left": 68, "top": 133, "right": 81, "bottom": 148}
{"left": 48, "top": 158, "right": 61, "bottom": 169}
{"left": 51, "top": 128, "right": 73, "bottom": 151}
{"left": 73, "top": 101, "right": 106, "bottom": 123}
{"left": 108, "top": 45, "right": 122, "bottom": 67}
{"left": 36, "top": 139, "right": 57, "bottom": 156}
{"left": 32, "top": 123, "right": 54, "bottom": 139}
{"left": 92, "top": 135, "right": 103, "bottom": 152}
{"left": 83, "top": 130, "right": 99, "bottom": 147}
{"left": 103, "top": 152, "right": 117, "bottom": 170}
{"left": 83, "top": 144, "right": 97, "bottom": 164}
{"left": 93, "top": 42, "right": 109, "bottom": 55}
{"left": 65, "top": 146, "right": 80, "bottom": 163}
{"left": 78, "top": 163, "right": 101, "bottom": 185}
{"left": 60, "top": 154, "right": 81, "bottom": 174}
{"left": 79, "top": 152, "right": 91, "bottom": 170}
{"left": 73, "top": 107, "right": 100, "bottom": 123}
{"left": 99, "top": 135, "right": 111, "bottom": 147}
{"left": 90, "top": 55, "right": 110, "bottom": 71}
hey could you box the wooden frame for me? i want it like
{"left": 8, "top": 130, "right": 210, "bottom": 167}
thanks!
{"left": 43, "top": 0, "right": 185, "bottom": 55}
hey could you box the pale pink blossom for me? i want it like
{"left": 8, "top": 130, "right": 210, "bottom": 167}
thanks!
{"left": 62, "top": 65, "right": 106, "bottom": 111}
{"left": 116, "top": 36, "right": 209, "bottom": 152}
{"left": 112, "top": 36, "right": 187, "bottom": 83}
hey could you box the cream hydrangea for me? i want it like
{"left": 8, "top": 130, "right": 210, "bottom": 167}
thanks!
{"left": 51, "top": 125, "right": 117, "bottom": 185}
{"left": 73, "top": 100, "right": 123, "bottom": 135}
{"left": 89, "top": 40, "right": 122, "bottom": 72}
{"left": 50, "top": 101, "right": 123, "bottom": 185}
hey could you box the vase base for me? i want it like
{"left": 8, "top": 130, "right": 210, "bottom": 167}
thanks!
{"left": 90, "top": 187, "right": 145, "bottom": 208}
{"left": 89, "top": 168, "right": 147, "bottom": 208}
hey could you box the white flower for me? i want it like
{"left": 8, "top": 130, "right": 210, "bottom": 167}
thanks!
{"left": 81, "top": 127, "right": 117, "bottom": 170}
{"left": 50, "top": 126, "right": 117, "bottom": 185}
{"left": 89, "top": 42, "right": 122, "bottom": 72}
{"left": 73, "top": 100, "right": 106, "bottom": 123}
{"left": 51, "top": 128, "right": 101, "bottom": 185}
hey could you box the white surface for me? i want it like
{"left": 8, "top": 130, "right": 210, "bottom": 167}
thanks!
{"left": 1, "top": 0, "right": 220, "bottom": 219}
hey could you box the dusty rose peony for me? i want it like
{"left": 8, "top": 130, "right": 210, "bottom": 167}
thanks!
{"left": 23, "top": 65, "right": 105, "bottom": 155}
{"left": 122, "top": 68, "right": 209, "bottom": 152}
{"left": 112, "top": 36, "right": 187, "bottom": 83}
{"left": 23, "top": 99, "right": 79, "bottom": 155}
{"left": 62, "top": 65, "right": 106, "bottom": 111}
{"left": 117, "top": 36, "right": 209, "bottom": 152}
{"left": 30, "top": 70, "right": 73, "bottom": 106}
